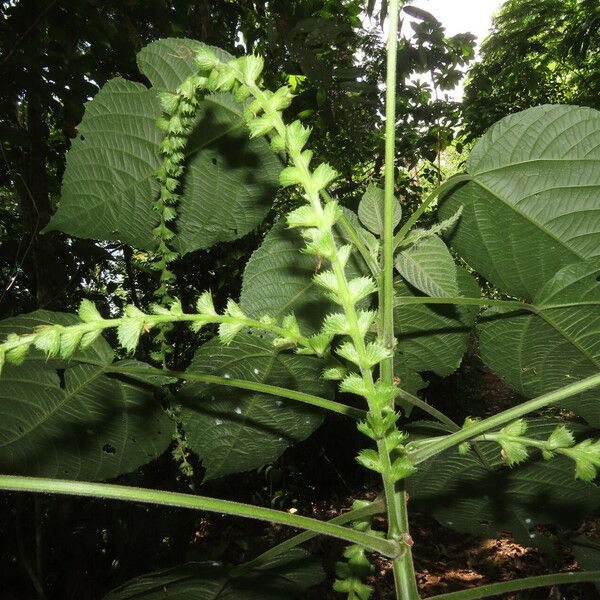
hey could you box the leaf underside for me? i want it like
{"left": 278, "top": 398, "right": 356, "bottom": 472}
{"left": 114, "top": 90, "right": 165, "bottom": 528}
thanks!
{"left": 46, "top": 38, "right": 280, "bottom": 254}
{"left": 177, "top": 332, "right": 333, "bottom": 481}
{"left": 440, "top": 104, "right": 600, "bottom": 300}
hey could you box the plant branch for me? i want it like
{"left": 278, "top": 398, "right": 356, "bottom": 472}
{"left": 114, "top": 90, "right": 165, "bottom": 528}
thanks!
{"left": 409, "top": 372, "right": 600, "bottom": 464}
{"left": 396, "top": 388, "right": 459, "bottom": 431}
{"left": 0, "top": 475, "right": 399, "bottom": 557}
{"left": 427, "top": 571, "right": 600, "bottom": 600}
{"left": 106, "top": 364, "right": 366, "bottom": 420}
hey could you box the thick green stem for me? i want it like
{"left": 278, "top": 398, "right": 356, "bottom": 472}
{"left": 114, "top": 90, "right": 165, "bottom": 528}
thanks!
{"left": 381, "top": 2, "right": 420, "bottom": 598}
{"left": 0, "top": 475, "right": 399, "bottom": 557}
{"left": 381, "top": 0, "right": 398, "bottom": 383}
{"left": 427, "top": 571, "right": 600, "bottom": 600}
{"left": 107, "top": 364, "right": 366, "bottom": 420}
{"left": 409, "top": 372, "right": 600, "bottom": 464}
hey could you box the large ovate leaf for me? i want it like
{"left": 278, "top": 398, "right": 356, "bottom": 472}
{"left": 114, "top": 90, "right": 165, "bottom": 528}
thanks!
{"left": 408, "top": 419, "right": 600, "bottom": 548}
{"left": 440, "top": 105, "right": 600, "bottom": 300}
{"left": 478, "top": 259, "right": 600, "bottom": 426}
{"left": 44, "top": 78, "right": 162, "bottom": 248}
{"left": 46, "top": 38, "right": 280, "bottom": 254}
{"left": 396, "top": 234, "right": 460, "bottom": 298}
{"left": 177, "top": 332, "right": 333, "bottom": 481}
{"left": 394, "top": 267, "right": 479, "bottom": 378}
{"left": 103, "top": 549, "right": 323, "bottom": 599}
{"left": 0, "top": 312, "right": 173, "bottom": 480}
{"left": 240, "top": 217, "right": 364, "bottom": 335}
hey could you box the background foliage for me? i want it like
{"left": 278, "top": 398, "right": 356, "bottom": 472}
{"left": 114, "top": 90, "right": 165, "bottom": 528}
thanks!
{"left": 2, "top": 1, "right": 600, "bottom": 599}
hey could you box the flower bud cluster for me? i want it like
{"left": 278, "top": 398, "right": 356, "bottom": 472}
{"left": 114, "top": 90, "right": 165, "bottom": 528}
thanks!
{"left": 0, "top": 299, "right": 105, "bottom": 374}
{"left": 153, "top": 73, "right": 208, "bottom": 304}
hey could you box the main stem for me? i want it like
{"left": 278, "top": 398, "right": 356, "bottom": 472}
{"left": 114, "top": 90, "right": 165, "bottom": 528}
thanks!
{"left": 382, "top": 2, "right": 420, "bottom": 598}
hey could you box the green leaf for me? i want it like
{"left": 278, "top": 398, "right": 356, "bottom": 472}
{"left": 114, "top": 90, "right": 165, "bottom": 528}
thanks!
{"left": 45, "top": 38, "right": 280, "bottom": 254}
{"left": 0, "top": 312, "right": 172, "bottom": 480}
{"left": 396, "top": 235, "right": 459, "bottom": 298}
{"left": 44, "top": 78, "right": 162, "bottom": 248}
{"left": 177, "top": 332, "right": 333, "bottom": 481}
{"left": 440, "top": 105, "right": 600, "bottom": 300}
{"left": 394, "top": 267, "right": 479, "bottom": 378}
{"left": 358, "top": 185, "right": 401, "bottom": 235}
{"left": 240, "top": 220, "right": 364, "bottom": 335}
{"left": 478, "top": 258, "right": 600, "bottom": 426}
{"left": 408, "top": 419, "right": 600, "bottom": 549}
{"left": 103, "top": 549, "right": 323, "bottom": 599}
